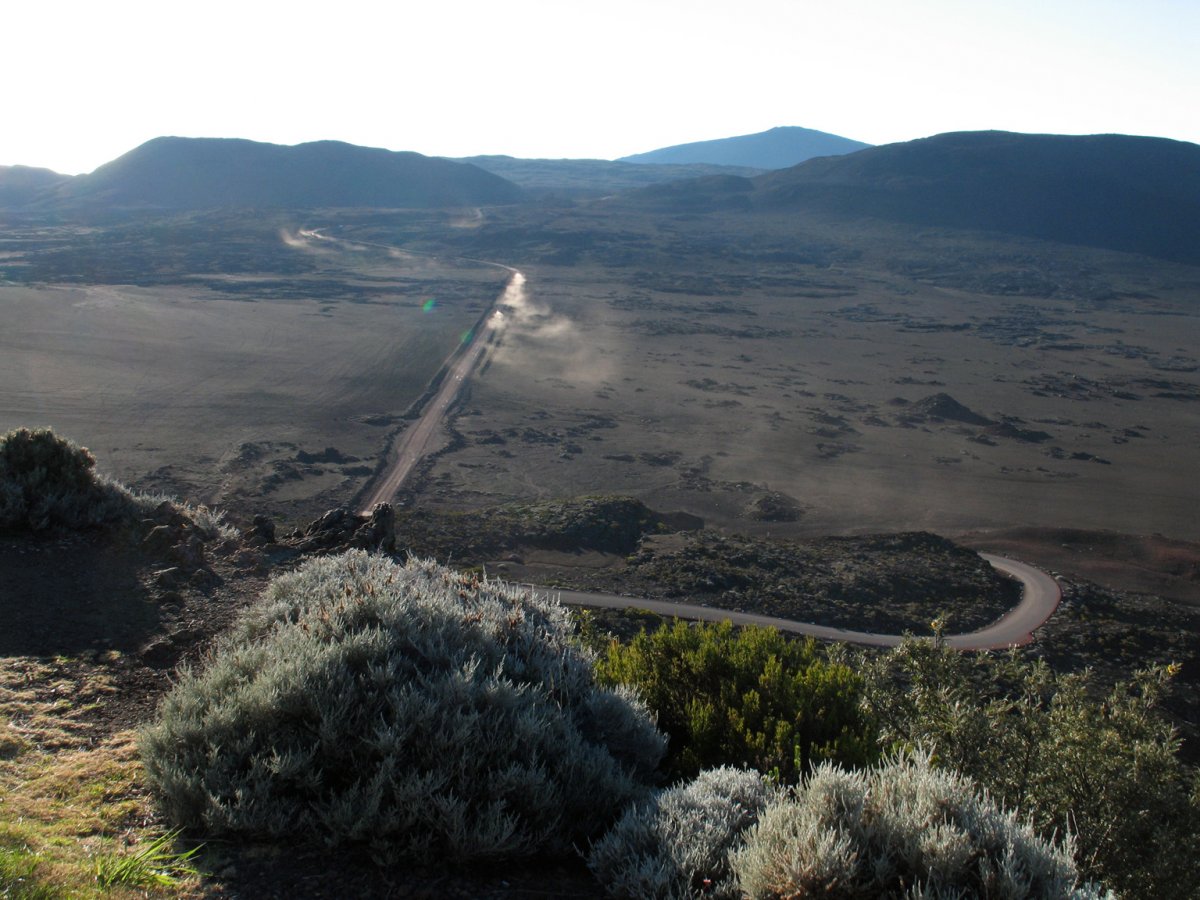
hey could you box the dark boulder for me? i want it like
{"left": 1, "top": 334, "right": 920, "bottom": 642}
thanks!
{"left": 290, "top": 504, "right": 396, "bottom": 554}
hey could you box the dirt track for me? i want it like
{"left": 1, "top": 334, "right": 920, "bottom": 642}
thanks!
{"left": 359, "top": 272, "right": 522, "bottom": 511}
{"left": 542, "top": 553, "right": 1061, "bottom": 650}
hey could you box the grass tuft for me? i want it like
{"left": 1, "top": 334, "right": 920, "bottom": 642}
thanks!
{"left": 92, "top": 830, "right": 201, "bottom": 889}
{"left": 0, "top": 845, "right": 63, "bottom": 899}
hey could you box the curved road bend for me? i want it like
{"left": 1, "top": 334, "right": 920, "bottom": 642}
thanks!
{"left": 533, "top": 553, "right": 1061, "bottom": 651}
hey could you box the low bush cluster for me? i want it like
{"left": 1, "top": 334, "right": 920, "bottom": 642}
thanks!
{"left": 731, "top": 753, "right": 1105, "bottom": 899}
{"left": 588, "top": 766, "right": 773, "bottom": 899}
{"left": 139, "top": 552, "right": 665, "bottom": 863}
{"left": 130, "top": 538, "right": 1197, "bottom": 895}
{"left": 589, "top": 755, "right": 1104, "bottom": 899}
{"left": 0, "top": 427, "right": 136, "bottom": 531}
{"left": 595, "top": 620, "right": 875, "bottom": 782}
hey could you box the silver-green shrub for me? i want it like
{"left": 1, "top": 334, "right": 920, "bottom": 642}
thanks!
{"left": 732, "top": 752, "right": 1108, "bottom": 899}
{"left": 0, "top": 427, "right": 138, "bottom": 531}
{"left": 139, "top": 551, "right": 665, "bottom": 863}
{"left": 588, "top": 766, "right": 774, "bottom": 899}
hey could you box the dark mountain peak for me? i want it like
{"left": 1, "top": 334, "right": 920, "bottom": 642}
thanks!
{"left": 53, "top": 136, "right": 522, "bottom": 211}
{"left": 619, "top": 126, "right": 870, "bottom": 170}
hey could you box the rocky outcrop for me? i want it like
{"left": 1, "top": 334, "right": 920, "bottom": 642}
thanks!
{"left": 906, "top": 393, "right": 992, "bottom": 425}
{"left": 746, "top": 491, "right": 803, "bottom": 522}
{"left": 243, "top": 514, "right": 276, "bottom": 545}
{"left": 139, "top": 501, "right": 214, "bottom": 582}
{"left": 287, "top": 504, "right": 396, "bottom": 554}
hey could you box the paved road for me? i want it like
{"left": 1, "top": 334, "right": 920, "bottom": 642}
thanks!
{"left": 532, "top": 553, "right": 1061, "bottom": 650}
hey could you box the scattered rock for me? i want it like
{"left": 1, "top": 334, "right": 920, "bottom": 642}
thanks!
{"left": 982, "top": 422, "right": 1053, "bottom": 443}
{"left": 142, "top": 524, "right": 180, "bottom": 552}
{"left": 149, "top": 500, "right": 189, "bottom": 526}
{"left": 244, "top": 514, "right": 276, "bottom": 545}
{"left": 170, "top": 534, "right": 207, "bottom": 570}
{"left": 296, "top": 447, "right": 358, "bottom": 464}
{"left": 139, "top": 635, "right": 181, "bottom": 669}
{"left": 153, "top": 567, "right": 183, "bottom": 588}
{"left": 746, "top": 492, "right": 803, "bottom": 523}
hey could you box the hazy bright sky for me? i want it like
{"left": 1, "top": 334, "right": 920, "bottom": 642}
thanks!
{"left": 5, "top": 0, "right": 1198, "bottom": 174}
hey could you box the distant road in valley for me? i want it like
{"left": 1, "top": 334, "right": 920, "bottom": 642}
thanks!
{"left": 295, "top": 229, "right": 519, "bottom": 513}
{"left": 537, "top": 553, "right": 1061, "bottom": 650}
{"left": 305, "top": 231, "right": 1062, "bottom": 650}
{"left": 358, "top": 271, "right": 522, "bottom": 512}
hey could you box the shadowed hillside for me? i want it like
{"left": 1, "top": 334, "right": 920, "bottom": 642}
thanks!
{"left": 754, "top": 131, "right": 1200, "bottom": 264}
{"left": 41, "top": 137, "right": 523, "bottom": 210}
{"left": 619, "top": 125, "right": 871, "bottom": 169}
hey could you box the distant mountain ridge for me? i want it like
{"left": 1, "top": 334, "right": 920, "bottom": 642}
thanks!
{"left": 619, "top": 126, "right": 871, "bottom": 170}
{"left": 455, "top": 155, "right": 763, "bottom": 197}
{"left": 757, "top": 131, "right": 1200, "bottom": 264}
{"left": 8, "top": 131, "right": 1200, "bottom": 267}
{"left": 15, "top": 137, "right": 523, "bottom": 211}
{"left": 627, "top": 131, "right": 1200, "bottom": 265}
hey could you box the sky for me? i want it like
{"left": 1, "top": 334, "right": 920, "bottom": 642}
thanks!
{"left": 4, "top": 0, "right": 1198, "bottom": 175}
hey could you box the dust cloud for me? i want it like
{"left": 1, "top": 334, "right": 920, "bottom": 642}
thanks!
{"left": 279, "top": 229, "right": 336, "bottom": 256}
{"left": 486, "top": 273, "right": 616, "bottom": 387}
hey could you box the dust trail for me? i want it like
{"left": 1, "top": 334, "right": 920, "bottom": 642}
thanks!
{"left": 279, "top": 229, "right": 337, "bottom": 256}
{"left": 359, "top": 269, "right": 523, "bottom": 511}
{"left": 485, "top": 274, "right": 615, "bottom": 388}
{"left": 288, "top": 227, "right": 596, "bottom": 504}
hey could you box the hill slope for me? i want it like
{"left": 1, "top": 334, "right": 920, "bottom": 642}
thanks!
{"left": 622, "top": 131, "right": 1200, "bottom": 265}
{"left": 49, "top": 137, "right": 523, "bottom": 210}
{"left": 754, "top": 131, "right": 1200, "bottom": 264}
{"left": 0, "top": 165, "right": 72, "bottom": 207}
{"left": 456, "top": 155, "right": 763, "bottom": 197}
{"left": 619, "top": 126, "right": 870, "bottom": 169}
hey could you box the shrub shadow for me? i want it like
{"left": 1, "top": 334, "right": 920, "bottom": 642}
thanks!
{"left": 0, "top": 532, "right": 163, "bottom": 656}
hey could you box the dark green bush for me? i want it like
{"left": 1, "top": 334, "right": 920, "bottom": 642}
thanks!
{"left": 0, "top": 427, "right": 135, "bottom": 531}
{"left": 861, "top": 635, "right": 1200, "bottom": 898}
{"left": 595, "top": 620, "right": 875, "bottom": 782}
{"left": 139, "top": 552, "right": 665, "bottom": 864}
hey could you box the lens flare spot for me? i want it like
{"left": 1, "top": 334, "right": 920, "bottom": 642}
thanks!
{"left": 422, "top": 299, "right": 437, "bottom": 313}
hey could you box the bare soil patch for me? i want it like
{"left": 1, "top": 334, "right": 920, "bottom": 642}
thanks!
{"left": 358, "top": 208, "right": 1200, "bottom": 543}
{"left": 0, "top": 217, "right": 506, "bottom": 526}
{"left": 957, "top": 527, "right": 1200, "bottom": 605}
